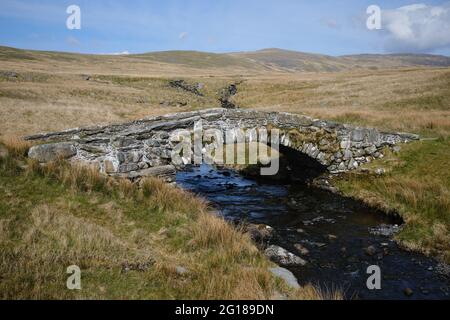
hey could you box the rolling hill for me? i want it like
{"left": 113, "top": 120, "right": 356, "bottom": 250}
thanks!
{"left": 1, "top": 46, "right": 450, "bottom": 75}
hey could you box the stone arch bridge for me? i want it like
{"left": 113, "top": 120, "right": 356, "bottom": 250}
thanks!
{"left": 26, "top": 108, "right": 418, "bottom": 182}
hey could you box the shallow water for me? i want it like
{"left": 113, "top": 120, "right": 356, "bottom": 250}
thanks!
{"left": 177, "top": 164, "right": 450, "bottom": 300}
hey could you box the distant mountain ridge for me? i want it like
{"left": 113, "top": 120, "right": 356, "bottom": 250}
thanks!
{"left": 228, "top": 48, "right": 450, "bottom": 72}
{"left": 1, "top": 45, "right": 449, "bottom": 73}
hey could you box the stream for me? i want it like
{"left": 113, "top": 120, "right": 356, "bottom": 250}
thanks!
{"left": 176, "top": 164, "right": 450, "bottom": 300}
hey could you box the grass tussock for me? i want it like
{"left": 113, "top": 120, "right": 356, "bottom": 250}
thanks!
{"left": 292, "top": 285, "right": 344, "bottom": 300}
{"left": 1, "top": 136, "right": 31, "bottom": 157}
{"left": 189, "top": 211, "right": 254, "bottom": 252}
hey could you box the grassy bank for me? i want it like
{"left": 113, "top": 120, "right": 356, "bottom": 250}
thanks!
{"left": 335, "top": 138, "right": 450, "bottom": 263}
{"left": 0, "top": 140, "right": 334, "bottom": 300}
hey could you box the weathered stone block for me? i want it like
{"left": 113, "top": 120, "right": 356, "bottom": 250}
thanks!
{"left": 343, "top": 149, "right": 353, "bottom": 160}
{"left": 117, "top": 152, "right": 126, "bottom": 163}
{"left": 366, "top": 129, "right": 380, "bottom": 144}
{"left": 353, "top": 149, "right": 366, "bottom": 157}
{"left": 119, "top": 163, "right": 139, "bottom": 173}
{"left": 138, "top": 162, "right": 149, "bottom": 170}
{"left": 111, "top": 137, "right": 135, "bottom": 148}
{"left": 160, "top": 148, "right": 172, "bottom": 159}
{"left": 348, "top": 158, "right": 358, "bottom": 169}
{"left": 28, "top": 143, "right": 77, "bottom": 163}
{"left": 340, "top": 140, "right": 351, "bottom": 149}
{"left": 132, "top": 152, "right": 142, "bottom": 163}
{"left": 146, "top": 139, "right": 161, "bottom": 147}
{"left": 364, "top": 145, "right": 377, "bottom": 155}
{"left": 351, "top": 129, "right": 365, "bottom": 142}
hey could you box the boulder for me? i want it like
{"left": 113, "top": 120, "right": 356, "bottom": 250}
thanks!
{"left": 28, "top": 142, "right": 77, "bottom": 162}
{"left": 119, "top": 163, "right": 139, "bottom": 173}
{"left": 403, "top": 287, "right": 414, "bottom": 297}
{"left": 294, "top": 243, "right": 310, "bottom": 256}
{"left": 175, "top": 266, "right": 189, "bottom": 276}
{"left": 244, "top": 223, "right": 274, "bottom": 243}
{"left": 269, "top": 267, "right": 300, "bottom": 289}
{"left": 364, "top": 245, "right": 377, "bottom": 256}
{"left": 265, "top": 245, "right": 307, "bottom": 267}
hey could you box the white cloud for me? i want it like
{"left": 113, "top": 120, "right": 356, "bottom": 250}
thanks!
{"left": 111, "top": 51, "right": 130, "bottom": 55}
{"left": 179, "top": 32, "right": 188, "bottom": 40}
{"left": 382, "top": 2, "right": 450, "bottom": 52}
{"left": 98, "top": 51, "right": 130, "bottom": 56}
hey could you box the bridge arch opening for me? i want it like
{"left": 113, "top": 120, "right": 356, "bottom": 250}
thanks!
{"left": 277, "top": 144, "right": 328, "bottom": 182}
{"left": 232, "top": 141, "right": 328, "bottom": 183}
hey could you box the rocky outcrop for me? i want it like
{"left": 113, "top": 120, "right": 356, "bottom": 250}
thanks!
{"left": 25, "top": 108, "right": 419, "bottom": 182}
{"left": 169, "top": 79, "right": 203, "bottom": 96}
{"left": 219, "top": 82, "right": 240, "bottom": 109}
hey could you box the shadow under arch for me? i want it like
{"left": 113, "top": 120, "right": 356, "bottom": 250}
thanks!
{"left": 238, "top": 143, "right": 328, "bottom": 184}
{"left": 277, "top": 144, "right": 328, "bottom": 182}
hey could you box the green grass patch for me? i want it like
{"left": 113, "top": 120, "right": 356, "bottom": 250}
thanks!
{"left": 336, "top": 138, "right": 450, "bottom": 262}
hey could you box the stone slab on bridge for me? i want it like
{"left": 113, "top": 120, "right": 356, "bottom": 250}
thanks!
{"left": 25, "top": 108, "right": 419, "bottom": 181}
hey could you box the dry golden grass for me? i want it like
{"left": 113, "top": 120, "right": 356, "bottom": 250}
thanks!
{"left": 0, "top": 71, "right": 243, "bottom": 138}
{"left": 190, "top": 211, "right": 256, "bottom": 253}
{"left": 2, "top": 65, "right": 449, "bottom": 140}
{"left": 1, "top": 136, "right": 32, "bottom": 157}
{"left": 0, "top": 149, "right": 330, "bottom": 300}
{"left": 291, "top": 285, "right": 344, "bottom": 300}
{"left": 0, "top": 201, "right": 152, "bottom": 299}
{"left": 234, "top": 68, "right": 450, "bottom": 137}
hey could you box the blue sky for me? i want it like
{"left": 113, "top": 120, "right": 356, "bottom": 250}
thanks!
{"left": 1, "top": 0, "right": 449, "bottom": 56}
